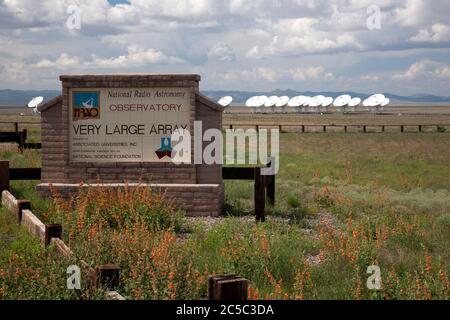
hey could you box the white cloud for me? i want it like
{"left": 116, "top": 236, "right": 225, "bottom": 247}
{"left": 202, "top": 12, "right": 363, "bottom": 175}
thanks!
{"left": 32, "top": 47, "right": 184, "bottom": 70}
{"left": 92, "top": 46, "right": 184, "bottom": 66}
{"left": 213, "top": 65, "right": 334, "bottom": 84}
{"left": 410, "top": 24, "right": 450, "bottom": 43}
{"left": 393, "top": 60, "right": 450, "bottom": 80}
{"left": 1, "top": 0, "right": 450, "bottom": 94}
{"left": 208, "top": 44, "right": 236, "bottom": 62}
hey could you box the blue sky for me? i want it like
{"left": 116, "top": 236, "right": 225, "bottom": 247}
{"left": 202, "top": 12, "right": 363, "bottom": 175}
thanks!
{"left": 0, "top": 0, "right": 449, "bottom": 95}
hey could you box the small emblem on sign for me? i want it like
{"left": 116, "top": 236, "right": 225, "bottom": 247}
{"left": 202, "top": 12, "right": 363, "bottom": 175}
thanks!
{"left": 73, "top": 91, "right": 100, "bottom": 121}
{"left": 155, "top": 137, "right": 174, "bottom": 159}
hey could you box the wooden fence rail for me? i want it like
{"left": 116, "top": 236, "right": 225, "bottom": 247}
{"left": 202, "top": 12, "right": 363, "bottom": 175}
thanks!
{"left": 0, "top": 188, "right": 125, "bottom": 299}
{"left": 1, "top": 175, "right": 250, "bottom": 300}
{"left": 0, "top": 160, "right": 276, "bottom": 222}
{"left": 223, "top": 123, "right": 450, "bottom": 133}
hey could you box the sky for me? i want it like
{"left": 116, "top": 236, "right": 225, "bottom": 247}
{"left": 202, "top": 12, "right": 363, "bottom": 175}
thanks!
{"left": 0, "top": 0, "right": 449, "bottom": 95}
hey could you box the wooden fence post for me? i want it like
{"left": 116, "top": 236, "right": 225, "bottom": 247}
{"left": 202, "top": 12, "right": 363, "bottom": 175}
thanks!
{"left": 208, "top": 274, "right": 248, "bottom": 300}
{"left": 363, "top": 125, "right": 367, "bottom": 133}
{"left": 323, "top": 125, "right": 326, "bottom": 133}
{"left": 14, "top": 122, "right": 18, "bottom": 134}
{"left": 344, "top": 125, "right": 347, "bottom": 133}
{"left": 95, "top": 265, "right": 120, "bottom": 290}
{"left": 401, "top": 125, "right": 404, "bottom": 133}
{"left": 18, "top": 129, "right": 27, "bottom": 151}
{"left": 0, "top": 160, "right": 9, "bottom": 192}
{"left": 302, "top": 125, "right": 305, "bottom": 133}
{"left": 381, "top": 125, "right": 385, "bottom": 132}
{"left": 254, "top": 167, "right": 265, "bottom": 222}
{"left": 265, "top": 159, "right": 275, "bottom": 206}
{"left": 45, "top": 224, "right": 62, "bottom": 246}
{"left": 418, "top": 125, "right": 422, "bottom": 132}
{"left": 16, "top": 199, "right": 30, "bottom": 224}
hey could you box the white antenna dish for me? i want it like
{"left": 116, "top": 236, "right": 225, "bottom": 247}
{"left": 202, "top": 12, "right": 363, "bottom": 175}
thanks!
{"left": 364, "top": 93, "right": 385, "bottom": 107}
{"left": 254, "top": 95, "right": 268, "bottom": 107}
{"left": 322, "top": 97, "right": 333, "bottom": 107}
{"left": 288, "top": 96, "right": 306, "bottom": 107}
{"left": 309, "top": 95, "right": 325, "bottom": 107}
{"left": 302, "top": 96, "right": 311, "bottom": 106}
{"left": 245, "top": 96, "right": 258, "bottom": 107}
{"left": 380, "top": 97, "right": 390, "bottom": 107}
{"left": 348, "top": 97, "right": 361, "bottom": 107}
{"left": 27, "top": 96, "right": 43, "bottom": 108}
{"left": 333, "top": 95, "right": 352, "bottom": 107}
{"left": 264, "top": 96, "right": 279, "bottom": 107}
{"left": 218, "top": 96, "right": 233, "bottom": 107}
{"left": 276, "top": 96, "right": 290, "bottom": 107}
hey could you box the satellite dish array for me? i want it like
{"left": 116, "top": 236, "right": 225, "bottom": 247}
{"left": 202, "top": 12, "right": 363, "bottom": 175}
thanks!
{"left": 27, "top": 96, "right": 43, "bottom": 116}
{"left": 217, "top": 93, "right": 389, "bottom": 114}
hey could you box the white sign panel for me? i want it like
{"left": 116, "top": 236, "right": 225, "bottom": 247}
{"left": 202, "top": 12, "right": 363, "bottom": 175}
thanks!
{"left": 69, "top": 87, "right": 191, "bottom": 162}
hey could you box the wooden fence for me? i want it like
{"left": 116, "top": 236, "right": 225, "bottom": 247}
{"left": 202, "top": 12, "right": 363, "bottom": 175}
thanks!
{"left": 0, "top": 122, "right": 41, "bottom": 150}
{"left": 0, "top": 159, "right": 276, "bottom": 222}
{"left": 223, "top": 123, "right": 450, "bottom": 133}
{"left": 0, "top": 160, "right": 250, "bottom": 300}
{"left": 0, "top": 188, "right": 125, "bottom": 299}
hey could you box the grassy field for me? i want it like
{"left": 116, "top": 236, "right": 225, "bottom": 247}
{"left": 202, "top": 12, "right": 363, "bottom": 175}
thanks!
{"left": 0, "top": 121, "right": 449, "bottom": 299}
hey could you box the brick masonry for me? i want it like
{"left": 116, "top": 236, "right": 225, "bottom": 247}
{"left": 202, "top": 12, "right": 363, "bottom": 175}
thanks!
{"left": 37, "top": 74, "right": 224, "bottom": 216}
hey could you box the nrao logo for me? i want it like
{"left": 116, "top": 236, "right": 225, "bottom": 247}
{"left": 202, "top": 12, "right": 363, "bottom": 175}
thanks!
{"left": 72, "top": 91, "right": 100, "bottom": 121}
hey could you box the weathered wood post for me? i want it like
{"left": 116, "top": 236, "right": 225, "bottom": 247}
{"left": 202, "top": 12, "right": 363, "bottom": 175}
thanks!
{"left": 265, "top": 159, "right": 275, "bottom": 206}
{"left": 16, "top": 199, "right": 30, "bottom": 224}
{"left": 363, "top": 125, "right": 367, "bottom": 133}
{"left": 401, "top": 125, "right": 404, "bottom": 133}
{"left": 344, "top": 125, "right": 347, "bottom": 133}
{"left": 0, "top": 160, "right": 9, "bottom": 192}
{"left": 44, "top": 224, "right": 62, "bottom": 246}
{"left": 95, "top": 264, "right": 120, "bottom": 290}
{"left": 208, "top": 274, "right": 248, "bottom": 300}
{"left": 14, "top": 122, "right": 18, "bottom": 134}
{"left": 381, "top": 125, "right": 385, "bottom": 132}
{"left": 323, "top": 125, "right": 326, "bottom": 133}
{"left": 254, "top": 167, "right": 266, "bottom": 222}
{"left": 18, "top": 129, "right": 27, "bottom": 152}
{"left": 418, "top": 125, "right": 422, "bottom": 132}
{"left": 302, "top": 125, "right": 305, "bottom": 133}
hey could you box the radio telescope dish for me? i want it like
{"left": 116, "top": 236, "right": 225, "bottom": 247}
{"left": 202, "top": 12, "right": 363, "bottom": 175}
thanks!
{"left": 333, "top": 95, "right": 351, "bottom": 107}
{"left": 322, "top": 97, "right": 333, "bottom": 107}
{"left": 309, "top": 95, "right": 325, "bottom": 107}
{"left": 245, "top": 96, "right": 259, "bottom": 107}
{"left": 288, "top": 96, "right": 306, "bottom": 107}
{"left": 254, "top": 95, "right": 268, "bottom": 107}
{"left": 27, "top": 96, "right": 43, "bottom": 108}
{"left": 302, "top": 96, "right": 311, "bottom": 107}
{"left": 364, "top": 93, "right": 385, "bottom": 107}
{"left": 218, "top": 96, "right": 233, "bottom": 107}
{"left": 276, "top": 96, "right": 289, "bottom": 107}
{"left": 380, "top": 97, "right": 390, "bottom": 107}
{"left": 265, "top": 96, "right": 279, "bottom": 107}
{"left": 348, "top": 97, "right": 361, "bottom": 107}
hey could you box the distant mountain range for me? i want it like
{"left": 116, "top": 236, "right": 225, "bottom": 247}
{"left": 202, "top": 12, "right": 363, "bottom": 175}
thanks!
{"left": 1, "top": 88, "right": 450, "bottom": 106}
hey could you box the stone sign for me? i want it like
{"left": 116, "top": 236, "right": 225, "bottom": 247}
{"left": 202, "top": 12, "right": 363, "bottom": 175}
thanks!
{"left": 37, "top": 74, "right": 224, "bottom": 216}
{"left": 69, "top": 87, "right": 191, "bottom": 162}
